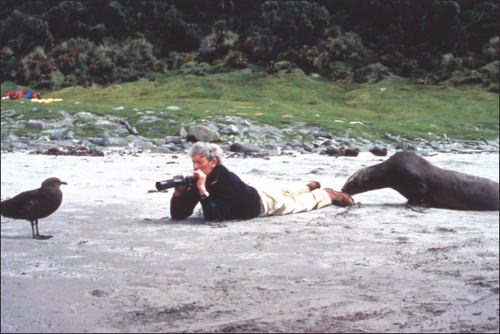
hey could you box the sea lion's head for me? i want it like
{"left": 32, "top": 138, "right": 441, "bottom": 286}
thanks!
{"left": 342, "top": 164, "right": 385, "bottom": 195}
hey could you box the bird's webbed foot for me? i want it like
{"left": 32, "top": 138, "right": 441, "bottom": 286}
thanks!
{"left": 34, "top": 234, "right": 53, "bottom": 240}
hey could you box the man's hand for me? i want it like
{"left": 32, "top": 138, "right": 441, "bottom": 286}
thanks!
{"left": 173, "top": 174, "right": 187, "bottom": 197}
{"left": 193, "top": 170, "right": 209, "bottom": 197}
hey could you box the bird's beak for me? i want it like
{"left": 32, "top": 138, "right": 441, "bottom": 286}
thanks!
{"left": 61, "top": 181, "right": 68, "bottom": 185}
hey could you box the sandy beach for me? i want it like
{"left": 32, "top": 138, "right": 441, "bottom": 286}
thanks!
{"left": 1, "top": 150, "right": 498, "bottom": 333}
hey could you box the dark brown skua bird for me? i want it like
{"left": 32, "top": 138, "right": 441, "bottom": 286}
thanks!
{"left": 1, "top": 177, "right": 67, "bottom": 239}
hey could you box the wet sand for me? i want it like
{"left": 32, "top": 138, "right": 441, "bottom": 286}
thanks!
{"left": 1, "top": 150, "right": 499, "bottom": 333}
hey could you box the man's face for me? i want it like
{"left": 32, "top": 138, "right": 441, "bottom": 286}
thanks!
{"left": 192, "top": 153, "right": 217, "bottom": 176}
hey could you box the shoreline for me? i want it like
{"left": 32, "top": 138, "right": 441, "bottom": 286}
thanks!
{"left": 2, "top": 107, "right": 499, "bottom": 158}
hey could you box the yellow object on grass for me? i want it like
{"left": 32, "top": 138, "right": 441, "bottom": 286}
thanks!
{"left": 30, "top": 98, "right": 63, "bottom": 103}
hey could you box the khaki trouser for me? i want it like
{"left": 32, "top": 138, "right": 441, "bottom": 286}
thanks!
{"left": 257, "top": 185, "right": 332, "bottom": 216}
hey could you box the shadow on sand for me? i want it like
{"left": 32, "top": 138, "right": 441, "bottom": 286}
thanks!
{"left": 139, "top": 216, "right": 207, "bottom": 225}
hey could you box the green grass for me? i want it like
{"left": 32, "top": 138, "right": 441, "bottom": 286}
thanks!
{"left": 1, "top": 69, "right": 498, "bottom": 142}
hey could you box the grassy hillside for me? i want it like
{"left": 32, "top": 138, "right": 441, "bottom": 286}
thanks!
{"left": 1, "top": 69, "right": 498, "bottom": 142}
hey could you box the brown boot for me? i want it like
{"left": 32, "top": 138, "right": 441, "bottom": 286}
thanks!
{"left": 325, "top": 188, "right": 353, "bottom": 207}
{"left": 306, "top": 181, "right": 321, "bottom": 191}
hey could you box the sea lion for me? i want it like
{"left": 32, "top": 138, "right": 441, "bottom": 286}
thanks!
{"left": 341, "top": 151, "right": 499, "bottom": 211}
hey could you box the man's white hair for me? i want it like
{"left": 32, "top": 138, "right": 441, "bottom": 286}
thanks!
{"left": 190, "top": 142, "right": 223, "bottom": 165}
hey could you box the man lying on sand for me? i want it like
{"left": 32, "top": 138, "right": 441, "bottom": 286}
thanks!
{"left": 170, "top": 142, "right": 352, "bottom": 221}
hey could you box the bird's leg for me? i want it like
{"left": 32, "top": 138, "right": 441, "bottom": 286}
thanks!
{"left": 33, "top": 220, "right": 52, "bottom": 240}
{"left": 30, "top": 220, "right": 36, "bottom": 239}
{"left": 35, "top": 219, "right": 40, "bottom": 237}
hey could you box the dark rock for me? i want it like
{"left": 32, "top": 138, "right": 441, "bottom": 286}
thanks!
{"left": 321, "top": 146, "right": 345, "bottom": 157}
{"left": 344, "top": 148, "right": 360, "bottom": 156}
{"left": 37, "top": 146, "right": 104, "bottom": 156}
{"left": 186, "top": 134, "right": 198, "bottom": 142}
{"left": 229, "top": 142, "right": 261, "bottom": 154}
{"left": 369, "top": 147, "right": 388, "bottom": 156}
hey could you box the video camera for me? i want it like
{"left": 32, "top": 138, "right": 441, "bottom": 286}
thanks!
{"left": 155, "top": 175, "right": 194, "bottom": 191}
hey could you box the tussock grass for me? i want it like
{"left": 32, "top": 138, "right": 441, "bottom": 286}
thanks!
{"left": 1, "top": 69, "right": 498, "bottom": 142}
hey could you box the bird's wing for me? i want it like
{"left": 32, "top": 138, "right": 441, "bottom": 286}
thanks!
{"left": 1, "top": 189, "right": 41, "bottom": 219}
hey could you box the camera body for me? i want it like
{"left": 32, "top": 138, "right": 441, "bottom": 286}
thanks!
{"left": 155, "top": 175, "right": 194, "bottom": 191}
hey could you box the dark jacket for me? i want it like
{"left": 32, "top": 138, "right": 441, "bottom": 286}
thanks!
{"left": 170, "top": 164, "right": 262, "bottom": 221}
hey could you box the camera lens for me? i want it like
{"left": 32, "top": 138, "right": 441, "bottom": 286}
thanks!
{"left": 155, "top": 181, "right": 167, "bottom": 191}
